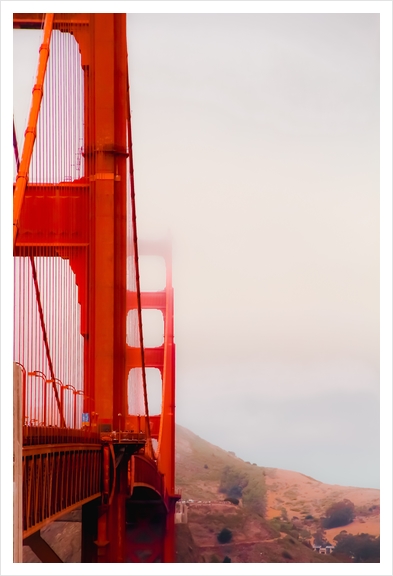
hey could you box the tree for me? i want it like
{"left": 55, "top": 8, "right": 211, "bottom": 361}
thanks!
{"left": 223, "top": 556, "right": 232, "bottom": 562}
{"left": 333, "top": 530, "right": 347, "bottom": 542}
{"left": 219, "top": 466, "right": 248, "bottom": 498}
{"left": 313, "top": 528, "right": 327, "bottom": 546}
{"left": 333, "top": 533, "right": 380, "bottom": 563}
{"left": 323, "top": 500, "right": 355, "bottom": 529}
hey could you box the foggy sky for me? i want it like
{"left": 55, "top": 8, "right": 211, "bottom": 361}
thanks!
{"left": 11, "top": 13, "right": 380, "bottom": 489}
{"left": 126, "top": 13, "right": 380, "bottom": 488}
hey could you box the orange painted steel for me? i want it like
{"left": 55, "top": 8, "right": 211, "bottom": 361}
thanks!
{"left": 126, "top": 239, "right": 179, "bottom": 562}
{"left": 13, "top": 182, "right": 89, "bottom": 248}
{"left": 13, "top": 14, "right": 54, "bottom": 248}
{"left": 13, "top": 13, "right": 178, "bottom": 563}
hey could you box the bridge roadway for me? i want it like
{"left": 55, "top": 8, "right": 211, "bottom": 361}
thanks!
{"left": 21, "top": 427, "right": 149, "bottom": 539}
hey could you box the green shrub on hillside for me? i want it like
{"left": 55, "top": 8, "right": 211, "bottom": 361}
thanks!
{"left": 242, "top": 476, "right": 266, "bottom": 517}
{"left": 269, "top": 518, "right": 299, "bottom": 537}
{"left": 217, "top": 528, "right": 233, "bottom": 544}
{"left": 219, "top": 465, "right": 267, "bottom": 516}
{"left": 323, "top": 500, "right": 355, "bottom": 529}
{"left": 219, "top": 466, "right": 248, "bottom": 498}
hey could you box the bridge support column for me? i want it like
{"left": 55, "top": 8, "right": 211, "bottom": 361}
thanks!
{"left": 95, "top": 507, "right": 110, "bottom": 562}
{"left": 163, "top": 515, "right": 175, "bottom": 562}
{"left": 81, "top": 451, "right": 131, "bottom": 562}
{"left": 107, "top": 456, "right": 129, "bottom": 562}
{"left": 163, "top": 497, "right": 177, "bottom": 562}
{"left": 81, "top": 498, "right": 99, "bottom": 563}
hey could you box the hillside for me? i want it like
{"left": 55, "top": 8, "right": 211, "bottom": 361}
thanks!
{"left": 175, "top": 424, "right": 380, "bottom": 563}
{"left": 264, "top": 467, "right": 380, "bottom": 544}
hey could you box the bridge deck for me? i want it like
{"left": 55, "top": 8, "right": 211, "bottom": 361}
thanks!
{"left": 23, "top": 442, "right": 102, "bottom": 538}
{"left": 22, "top": 426, "right": 148, "bottom": 539}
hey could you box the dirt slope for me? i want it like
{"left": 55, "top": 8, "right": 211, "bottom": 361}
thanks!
{"left": 264, "top": 467, "right": 380, "bottom": 540}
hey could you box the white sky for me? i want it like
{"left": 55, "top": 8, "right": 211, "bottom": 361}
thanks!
{"left": 2, "top": 3, "right": 392, "bottom": 575}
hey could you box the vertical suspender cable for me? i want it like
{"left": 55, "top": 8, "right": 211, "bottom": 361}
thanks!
{"left": 29, "top": 257, "right": 65, "bottom": 427}
{"left": 13, "top": 48, "right": 65, "bottom": 428}
{"left": 13, "top": 13, "right": 54, "bottom": 248}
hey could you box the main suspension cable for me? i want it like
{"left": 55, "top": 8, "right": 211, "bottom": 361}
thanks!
{"left": 126, "top": 60, "right": 152, "bottom": 448}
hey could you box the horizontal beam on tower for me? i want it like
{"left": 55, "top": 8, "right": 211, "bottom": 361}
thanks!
{"left": 14, "top": 183, "right": 89, "bottom": 247}
{"left": 127, "top": 291, "right": 166, "bottom": 312}
{"left": 126, "top": 346, "right": 164, "bottom": 371}
{"left": 13, "top": 14, "right": 90, "bottom": 29}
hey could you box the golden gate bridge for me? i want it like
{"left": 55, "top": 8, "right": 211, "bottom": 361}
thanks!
{"left": 13, "top": 13, "right": 179, "bottom": 563}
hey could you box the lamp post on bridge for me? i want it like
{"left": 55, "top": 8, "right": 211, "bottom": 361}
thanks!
{"left": 28, "top": 370, "right": 47, "bottom": 425}
{"left": 15, "top": 363, "right": 26, "bottom": 425}
{"left": 46, "top": 377, "right": 65, "bottom": 427}
{"left": 63, "top": 384, "right": 77, "bottom": 429}
{"left": 74, "top": 390, "right": 85, "bottom": 430}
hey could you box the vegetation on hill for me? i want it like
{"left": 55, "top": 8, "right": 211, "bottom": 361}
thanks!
{"left": 333, "top": 533, "right": 380, "bottom": 562}
{"left": 175, "top": 424, "right": 267, "bottom": 508}
{"left": 217, "top": 528, "right": 233, "bottom": 544}
{"left": 175, "top": 425, "right": 380, "bottom": 563}
{"left": 219, "top": 466, "right": 248, "bottom": 498}
{"left": 218, "top": 464, "right": 266, "bottom": 516}
{"left": 242, "top": 473, "right": 267, "bottom": 517}
{"left": 323, "top": 499, "right": 355, "bottom": 529}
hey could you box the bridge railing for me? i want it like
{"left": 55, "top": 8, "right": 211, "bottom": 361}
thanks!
{"left": 22, "top": 425, "right": 100, "bottom": 446}
{"left": 23, "top": 444, "right": 102, "bottom": 538}
{"left": 17, "top": 363, "right": 100, "bottom": 445}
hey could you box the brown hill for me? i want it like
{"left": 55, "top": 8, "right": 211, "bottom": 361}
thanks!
{"left": 264, "top": 467, "right": 380, "bottom": 544}
{"left": 175, "top": 424, "right": 380, "bottom": 563}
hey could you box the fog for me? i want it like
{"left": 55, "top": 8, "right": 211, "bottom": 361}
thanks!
{"left": 127, "top": 13, "right": 380, "bottom": 488}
